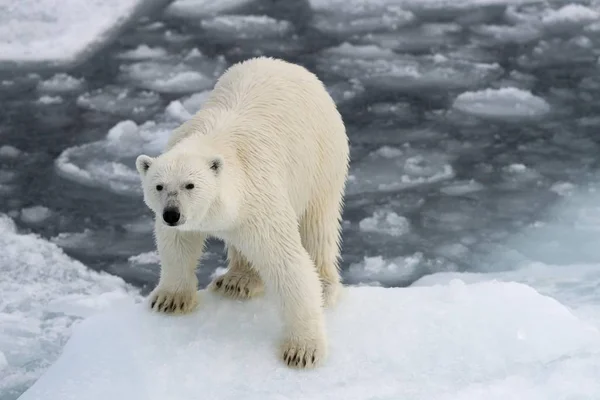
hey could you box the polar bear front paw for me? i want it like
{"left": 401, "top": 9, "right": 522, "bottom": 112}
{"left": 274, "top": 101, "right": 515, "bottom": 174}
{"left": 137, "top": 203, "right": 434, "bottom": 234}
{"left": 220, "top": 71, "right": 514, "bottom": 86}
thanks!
{"left": 149, "top": 286, "right": 198, "bottom": 314}
{"left": 281, "top": 334, "right": 327, "bottom": 369}
{"left": 210, "top": 270, "right": 264, "bottom": 300}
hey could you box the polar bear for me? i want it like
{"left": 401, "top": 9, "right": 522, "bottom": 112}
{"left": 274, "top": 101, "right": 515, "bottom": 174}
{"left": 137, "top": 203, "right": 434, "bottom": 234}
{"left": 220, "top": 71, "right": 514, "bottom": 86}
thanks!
{"left": 135, "top": 56, "right": 350, "bottom": 369}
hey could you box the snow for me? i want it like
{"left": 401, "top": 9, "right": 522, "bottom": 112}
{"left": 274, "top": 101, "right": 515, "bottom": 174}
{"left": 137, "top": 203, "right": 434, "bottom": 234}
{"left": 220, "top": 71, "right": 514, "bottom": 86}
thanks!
{"left": 17, "top": 281, "right": 600, "bottom": 400}
{"left": 452, "top": 87, "right": 551, "bottom": 121}
{"left": 0, "top": 214, "right": 138, "bottom": 398}
{"left": 0, "top": 0, "right": 172, "bottom": 69}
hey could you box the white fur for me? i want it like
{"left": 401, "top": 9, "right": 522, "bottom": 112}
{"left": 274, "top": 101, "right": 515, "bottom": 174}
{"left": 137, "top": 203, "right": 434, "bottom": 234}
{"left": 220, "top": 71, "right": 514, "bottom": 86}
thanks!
{"left": 136, "top": 57, "right": 350, "bottom": 369}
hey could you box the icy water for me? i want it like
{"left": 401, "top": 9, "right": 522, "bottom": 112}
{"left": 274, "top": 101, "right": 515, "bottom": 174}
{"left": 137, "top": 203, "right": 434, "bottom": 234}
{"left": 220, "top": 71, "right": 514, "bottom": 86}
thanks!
{"left": 4, "top": 0, "right": 600, "bottom": 398}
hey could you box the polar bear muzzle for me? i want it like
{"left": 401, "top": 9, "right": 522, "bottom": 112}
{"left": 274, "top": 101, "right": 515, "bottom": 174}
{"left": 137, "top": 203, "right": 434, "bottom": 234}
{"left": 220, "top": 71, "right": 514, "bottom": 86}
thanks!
{"left": 162, "top": 207, "right": 181, "bottom": 226}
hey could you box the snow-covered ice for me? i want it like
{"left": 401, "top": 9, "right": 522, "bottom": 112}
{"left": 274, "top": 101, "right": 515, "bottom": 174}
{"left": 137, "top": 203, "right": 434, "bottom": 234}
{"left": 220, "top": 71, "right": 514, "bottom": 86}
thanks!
{"left": 0, "top": 214, "right": 138, "bottom": 398}
{"left": 17, "top": 281, "right": 600, "bottom": 400}
{"left": 452, "top": 87, "right": 551, "bottom": 121}
{"left": 0, "top": 0, "right": 172, "bottom": 69}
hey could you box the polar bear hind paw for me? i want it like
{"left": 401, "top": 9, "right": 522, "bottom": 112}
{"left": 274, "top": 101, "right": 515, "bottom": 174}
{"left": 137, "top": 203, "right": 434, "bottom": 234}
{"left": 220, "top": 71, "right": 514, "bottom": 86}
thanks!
{"left": 149, "top": 287, "right": 198, "bottom": 314}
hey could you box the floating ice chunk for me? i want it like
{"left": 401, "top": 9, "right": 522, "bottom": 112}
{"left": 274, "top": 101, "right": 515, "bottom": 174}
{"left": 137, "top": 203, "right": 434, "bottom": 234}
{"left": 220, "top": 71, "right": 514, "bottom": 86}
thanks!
{"left": 36, "top": 95, "right": 63, "bottom": 105}
{"left": 20, "top": 206, "right": 52, "bottom": 224}
{"left": 325, "top": 79, "right": 365, "bottom": 105}
{"left": 37, "top": 73, "right": 85, "bottom": 94}
{"left": 348, "top": 146, "right": 454, "bottom": 195}
{"left": 0, "top": 0, "right": 173, "bottom": 70}
{"left": 310, "top": 3, "right": 415, "bottom": 37}
{"left": 471, "top": 23, "right": 542, "bottom": 45}
{"left": 452, "top": 87, "right": 550, "bottom": 121}
{"left": 121, "top": 63, "right": 214, "bottom": 94}
{"left": 348, "top": 254, "right": 422, "bottom": 285}
{"left": 76, "top": 86, "right": 163, "bottom": 120}
{"left": 322, "top": 42, "right": 397, "bottom": 60}
{"left": 119, "top": 52, "right": 226, "bottom": 94}
{"left": 0, "top": 214, "right": 137, "bottom": 398}
{"left": 116, "top": 44, "right": 169, "bottom": 60}
{"left": 358, "top": 23, "right": 462, "bottom": 53}
{"left": 0, "top": 145, "right": 21, "bottom": 159}
{"left": 201, "top": 15, "right": 293, "bottom": 40}
{"left": 165, "top": 90, "right": 211, "bottom": 122}
{"left": 19, "top": 281, "right": 600, "bottom": 400}
{"left": 518, "top": 36, "right": 597, "bottom": 69}
{"left": 359, "top": 210, "right": 410, "bottom": 236}
{"left": 180, "top": 91, "right": 211, "bottom": 115}
{"left": 310, "top": 0, "right": 542, "bottom": 20}
{"left": 55, "top": 119, "right": 176, "bottom": 196}
{"left": 165, "top": 100, "right": 194, "bottom": 122}
{"left": 440, "top": 180, "right": 485, "bottom": 195}
{"left": 128, "top": 251, "right": 160, "bottom": 265}
{"left": 318, "top": 46, "right": 503, "bottom": 93}
{"left": 541, "top": 4, "right": 600, "bottom": 33}
{"left": 550, "top": 181, "right": 575, "bottom": 196}
{"left": 165, "top": 0, "right": 255, "bottom": 19}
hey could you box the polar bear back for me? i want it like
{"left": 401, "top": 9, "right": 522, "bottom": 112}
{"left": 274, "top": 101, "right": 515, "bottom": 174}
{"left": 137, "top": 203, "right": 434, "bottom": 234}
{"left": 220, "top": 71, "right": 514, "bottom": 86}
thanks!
{"left": 171, "top": 57, "right": 350, "bottom": 217}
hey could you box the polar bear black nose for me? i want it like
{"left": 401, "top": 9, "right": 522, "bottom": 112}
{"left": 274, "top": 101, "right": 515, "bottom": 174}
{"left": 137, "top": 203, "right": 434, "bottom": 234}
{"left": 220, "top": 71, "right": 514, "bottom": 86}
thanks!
{"left": 162, "top": 208, "right": 181, "bottom": 225}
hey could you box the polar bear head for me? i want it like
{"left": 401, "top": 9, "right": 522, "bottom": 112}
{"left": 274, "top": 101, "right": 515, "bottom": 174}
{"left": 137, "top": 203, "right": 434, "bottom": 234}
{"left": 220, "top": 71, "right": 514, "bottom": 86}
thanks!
{"left": 135, "top": 149, "right": 224, "bottom": 230}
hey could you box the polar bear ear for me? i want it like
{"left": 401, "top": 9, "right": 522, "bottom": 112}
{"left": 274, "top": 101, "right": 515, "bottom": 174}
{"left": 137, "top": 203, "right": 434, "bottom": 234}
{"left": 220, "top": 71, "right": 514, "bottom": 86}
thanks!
{"left": 209, "top": 155, "right": 223, "bottom": 174}
{"left": 135, "top": 155, "right": 153, "bottom": 176}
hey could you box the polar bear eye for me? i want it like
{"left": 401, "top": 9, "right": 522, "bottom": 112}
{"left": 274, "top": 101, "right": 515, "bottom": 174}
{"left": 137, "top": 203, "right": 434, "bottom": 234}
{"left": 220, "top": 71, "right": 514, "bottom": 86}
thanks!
{"left": 156, "top": 185, "right": 163, "bottom": 191}
{"left": 185, "top": 183, "right": 194, "bottom": 190}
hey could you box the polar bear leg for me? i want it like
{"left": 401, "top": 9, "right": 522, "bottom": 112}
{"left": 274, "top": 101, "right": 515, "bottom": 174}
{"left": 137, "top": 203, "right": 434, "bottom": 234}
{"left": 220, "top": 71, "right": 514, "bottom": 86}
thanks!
{"left": 233, "top": 217, "right": 328, "bottom": 369}
{"left": 149, "top": 222, "right": 206, "bottom": 314}
{"left": 300, "top": 196, "right": 344, "bottom": 308}
{"left": 209, "top": 245, "right": 264, "bottom": 299}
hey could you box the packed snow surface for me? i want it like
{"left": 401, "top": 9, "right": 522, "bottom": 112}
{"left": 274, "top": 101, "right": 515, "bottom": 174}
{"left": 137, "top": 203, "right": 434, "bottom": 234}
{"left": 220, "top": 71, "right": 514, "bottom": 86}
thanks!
{"left": 17, "top": 282, "right": 600, "bottom": 400}
{"left": 0, "top": 215, "right": 138, "bottom": 398}
{"left": 0, "top": 0, "right": 171, "bottom": 68}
